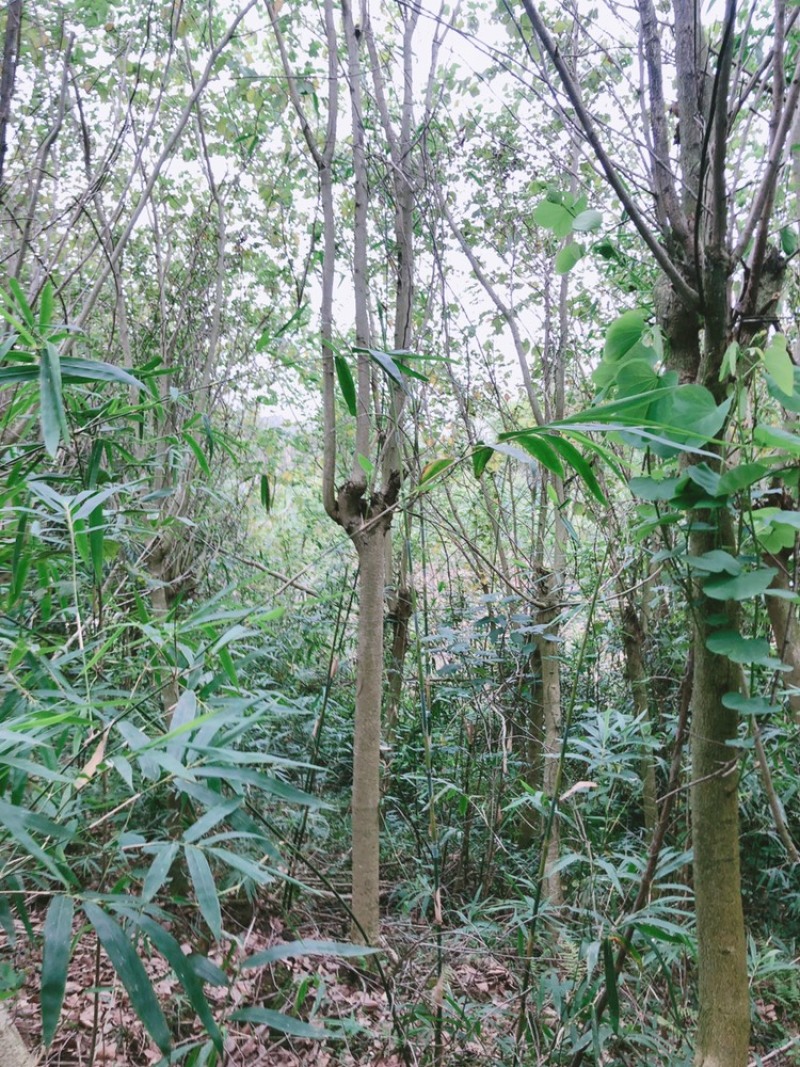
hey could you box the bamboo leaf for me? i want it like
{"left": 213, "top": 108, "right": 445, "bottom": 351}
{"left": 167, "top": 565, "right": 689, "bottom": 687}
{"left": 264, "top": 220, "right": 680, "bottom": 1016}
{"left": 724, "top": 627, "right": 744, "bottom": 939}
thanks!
{"left": 185, "top": 845, "right": 222, "bottom": 941}
{"left": 230, "top": 1006, "right": 332, "bottom": 1039}
{"left": 40, "top": 342, "right": 69, "bottom": 456}
{"left": 334, "top": 355, "right": 357, "bottom": 415}
{"left": 41, "top": 896, "right": 74, "bottom": 1047}
{"left": 83, "top": 902, "right": 171, "bottom": 1054}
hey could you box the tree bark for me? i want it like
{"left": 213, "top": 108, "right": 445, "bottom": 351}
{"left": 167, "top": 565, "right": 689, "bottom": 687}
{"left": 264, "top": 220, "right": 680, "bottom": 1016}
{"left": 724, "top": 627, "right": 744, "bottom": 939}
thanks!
{"left": 690, "top": 576, "right": 749, "bottom": 1067}
{"left": 351, "top": 524, "right": 387, "bottom": 944}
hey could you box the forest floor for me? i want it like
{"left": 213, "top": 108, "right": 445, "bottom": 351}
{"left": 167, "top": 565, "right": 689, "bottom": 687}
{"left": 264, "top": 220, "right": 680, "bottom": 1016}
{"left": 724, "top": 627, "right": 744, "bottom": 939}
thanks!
{"left": 3, "top": 899, "right": 799, "bottom": 1066}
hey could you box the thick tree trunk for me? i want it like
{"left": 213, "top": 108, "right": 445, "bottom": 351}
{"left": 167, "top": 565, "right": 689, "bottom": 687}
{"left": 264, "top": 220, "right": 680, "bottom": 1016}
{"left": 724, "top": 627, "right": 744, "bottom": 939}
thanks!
{"left": 351, "top": 526, "right": 387, "bottom": 944}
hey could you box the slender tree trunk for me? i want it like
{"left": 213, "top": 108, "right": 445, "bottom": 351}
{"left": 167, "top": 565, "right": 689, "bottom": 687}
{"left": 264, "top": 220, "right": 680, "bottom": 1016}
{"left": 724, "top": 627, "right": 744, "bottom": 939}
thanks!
{"left": 351, "top": 525, "right": 388, "bottom": 944}
{"left": 690, "top": 572, "right": 749, "bottom": 1067}
{"left": 620, "top": 602, "right": 658, "bottom": 834}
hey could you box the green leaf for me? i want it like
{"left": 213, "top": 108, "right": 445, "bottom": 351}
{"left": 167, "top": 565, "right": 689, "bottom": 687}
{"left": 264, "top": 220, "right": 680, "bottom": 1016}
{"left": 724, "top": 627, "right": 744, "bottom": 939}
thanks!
{"left": 243, "top": 939, "right": 380, "bottom": 969}
{"left": 572, "top": 208, "right": 603, "bottom": 233}
{"left": 721, "top": 692, "right": 781, "bottom": 715}
{"left": 127, "top": 913, "right": 223, "bottom": 1053}
{"left": 419, "top": 458, "right": 454, "bottom": 488}
{"left": 185, "top": 845, "right": 222, "bottom": 942}
{"left": 40, "top": 342, "right": 69, "bottom": 456}
{"left": 183, "top": 431, "right": 211, "bottom": 476}
{"left": 533, "top": 198, "right": 574, "bottom": 238}
{"left": 41, "top": 896, "right": 74, "bottom": 1046}
{"left": 705, "top": 630, "right": 771, "bottom": 663}
{"left": 603, "top": 310, "right": 648, "bottom": 362}
{"left": 628, "top": 476, "right": 680, "bottom": 502}
{"left": 183, "top": 799, "right": 240, "bottom": 844}
{"left": 260, "top": 473, "right": 271, "bottom": 513}
{"left": 472, "top": 444, "right": 493, "bottom": 479}
{"left": 38, "top": 282, "right": 54, "bottom": 332}
{"left": 555, "top": 242, "right": 584, "bottom": 274}
{"left": 685, "top": 463, "right": 722, "bottom": 497}
{"left": 717, "top": 462, "right": 769, "bottom": 496}
{"left": 0, "top": 797, "right": 76, "bottom": 885}
{"left": 60, "top": 357, "right": 144, "bottom": 391}
{"left": 754, "top": 424, "right": 800, "bottom": 454}
{"left": 780, "top": 225, "right": 798, "bottom": 257}
{"left": 8, "top": 278, "right": 34, "bottom": 327}
{"left": 703, "top": 567, "right": 777, "bottom": 601}
{"left": 763, "top": 334, "right": 794, "bottom": 396}
{"left": 83, "top": 902, "right": 171, "bottom": 1054}
{"left": 497, "top": 432, "right": 564, "bottom": 477}
{"left": 361, "top": 347, "right": 406, "bottom": 390}
{"left": 142, "top": 842, "right": 180, "bottom": 903}
{"left": 229, "top": 1006, "right": 332, "bottom": 1039}
{"left": 686, "top": 550, "right": 741, "bottom": 575}
{"left": 334, "top": 355, "right": 357, "bottom": 416}
{"left": 602, "top": 938, "right": 619, "bottom": 1035}
{"left": 547, "top": 435, "right": 606, "bottom": 504}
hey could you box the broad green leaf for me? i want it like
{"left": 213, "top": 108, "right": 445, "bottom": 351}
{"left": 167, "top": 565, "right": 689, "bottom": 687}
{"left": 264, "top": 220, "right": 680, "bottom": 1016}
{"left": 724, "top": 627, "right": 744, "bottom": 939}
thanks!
{"left": 572, "top": 208, "right": 603, "bottom": 233}
{"left": 243, "top": 939, "right": 380, "bottom": 969}
{"left": 40, "top": 342, "right": 69, "bottom": 456}
{"left": 648, "top": 386, "right": 730, "bottom": 450}
{"left": 685, "top": 463, "right": 722, "bottom": 497}
{"left": 334, "top": 355, "right": 357, "bottom": 416}
{"left": 703, "top": 567, "right": 777, "bottom": 601}
{"left": 230, "top": 1006, "right": 332, "bottom": 1039}
{"left": 721, "top": 692, "right": 782, "bottom": 715}
{"left": 628, "top": 476, "right": 680, "bottom": 502}
{"left": 533, "top": 198, "right": 574, "bottom": 238}
{"left": 419, "top": 458, "right": 454, "bottom": 488}
{"left": 754, "top": 424, "right": 800, "bottom": 454}
{"left": 357, "top": 453, "right": 373, "bottom": 476}
{"left": 763, "top": 334, "right": 794, "bottom": 396}
{"left": 83, "top": 902, "right": 171, "bottom": 1054}
{"left": 604, "top": 310, "right": 648, "bottom": 362}
{"left": 41, "top": 896, "right": 74, "bottom": 1046}
{"left": 555, "top": 242, "right": 584, "bottom": 274}
{"left": 185, "top": 845, "right": 221, "bottom": 942}
{"left": 686, "top": 550, "right": 741, "bottom": 575}
{"left": 717, "top": 462, "right": 769, "bottom": 496}
{"left": 705, "top": 630, "right": 771, "bottom": 663}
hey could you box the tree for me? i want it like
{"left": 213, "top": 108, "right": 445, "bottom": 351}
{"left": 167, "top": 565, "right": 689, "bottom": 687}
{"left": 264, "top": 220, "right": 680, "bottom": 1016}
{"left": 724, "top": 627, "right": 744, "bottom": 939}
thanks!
{"left": 512, "top": 0, "right": 800, "bottom": 1062}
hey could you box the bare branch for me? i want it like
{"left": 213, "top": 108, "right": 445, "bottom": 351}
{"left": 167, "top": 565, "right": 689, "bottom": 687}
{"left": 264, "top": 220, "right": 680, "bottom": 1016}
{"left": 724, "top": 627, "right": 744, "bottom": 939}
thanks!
{"left": 518, "top": 0, "right": 700, "bottom": 309}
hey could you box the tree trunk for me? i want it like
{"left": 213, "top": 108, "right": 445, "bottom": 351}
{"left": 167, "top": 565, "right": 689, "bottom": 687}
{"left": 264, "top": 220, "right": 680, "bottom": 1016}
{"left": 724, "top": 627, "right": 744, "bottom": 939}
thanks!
{"left": 690, "top": 577, "right": 749, "bottom": 1067}
{"left": 351, "top": 525, "right": 387, "bottom": 944}
{"left": 620, "top": 603, "right": 658, "bottom": 834}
